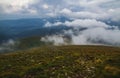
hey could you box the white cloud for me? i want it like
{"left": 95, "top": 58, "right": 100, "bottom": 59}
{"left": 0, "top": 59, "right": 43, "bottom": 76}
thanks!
{"left": 41, "top": 26, "right": 120, "bottom": 46}
{"left": 61, "top": 0, "right": 120, "bottom": 21}
{"left": 0, "top": 0, "right": 34, "bottom": 5}
{"left": 27, "top": 9, "right": 38, "bottom": 14}
{"left": 0, "top": 0, "right": 120, "bottom": 22}
{"left": 64, "top": 19, "right": 109, "bottom": 28}
{"left": 60, "top": 8, "right": 109, "bottom": 20}
{"left": 0, "top": 0, "right": 37, "bottom": 14}
{"left": 45, "top": 19, "right": 109, "bottom": 28}
{"left": 45, "top": 21, "right": 63, "bottom": 27}
{"left": 42, "top": 18, "right": 120, "bottom": 46}
{"left": 81, "top": 27, "right": 120, "bottom": 45}
{"left": 108, "top": 8, "right": 120, "bottom": 22}
{"left": 0, "top": 39, "right": 16, "bottom": 52}
{"left": 71, "top": 34, "right": 88, "bottom": 45}
{"left": 60, "top": 8, "right": 71, "bottom": 14}
{"left": 41, "top": 35, "right": 66, "bottom": 45}
{"left": 42, "top": 4, "right": 49, "bottom": 9}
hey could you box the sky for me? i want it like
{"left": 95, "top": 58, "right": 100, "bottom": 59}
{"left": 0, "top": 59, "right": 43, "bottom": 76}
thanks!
{"left": 0, "top": 0, "right": 120, "bottom": 21}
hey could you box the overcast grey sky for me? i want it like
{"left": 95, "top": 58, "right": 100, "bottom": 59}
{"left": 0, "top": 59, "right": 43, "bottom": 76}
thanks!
{"left": 0, "top": 0, "right": 120, "bottom": 21}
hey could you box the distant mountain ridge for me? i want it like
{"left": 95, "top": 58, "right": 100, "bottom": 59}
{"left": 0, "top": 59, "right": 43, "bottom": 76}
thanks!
{"left": 0, "top": 16, "right": 71, "bottom": 41}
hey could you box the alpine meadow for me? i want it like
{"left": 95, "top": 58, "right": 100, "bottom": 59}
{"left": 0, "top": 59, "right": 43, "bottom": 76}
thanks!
{"left": 0, "top": 0, "right": 120, "bottom": 78}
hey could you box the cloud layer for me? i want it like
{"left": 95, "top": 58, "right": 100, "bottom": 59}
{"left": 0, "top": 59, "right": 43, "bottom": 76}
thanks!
{"left": 41, "top": 19, "right": 120, "bottom": 46}
{"left": 0, "top": 0, "right": 120, "bottom": 21}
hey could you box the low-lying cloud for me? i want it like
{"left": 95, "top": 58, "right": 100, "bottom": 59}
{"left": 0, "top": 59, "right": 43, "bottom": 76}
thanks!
{"left": 42, "top": 19, "right": 120, "bottom": 46}
{"left": 0, "top": 39, "right": 17, "bottom": 53}
{"left": 45, "top": 19, "right": 110, "bottom": 28}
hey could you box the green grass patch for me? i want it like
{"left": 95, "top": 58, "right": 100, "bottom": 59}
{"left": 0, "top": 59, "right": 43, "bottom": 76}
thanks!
{"left": 0, "top": 45, "right": 120, "bottom": 78}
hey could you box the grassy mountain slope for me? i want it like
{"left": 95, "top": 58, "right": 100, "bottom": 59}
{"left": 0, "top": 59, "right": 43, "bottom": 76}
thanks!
{"left": 0, "top": 45, "right": 120, "bottom": 78}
